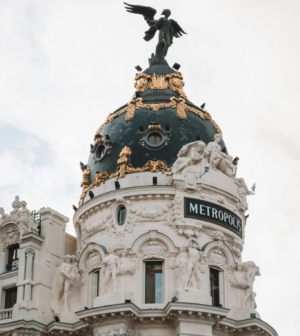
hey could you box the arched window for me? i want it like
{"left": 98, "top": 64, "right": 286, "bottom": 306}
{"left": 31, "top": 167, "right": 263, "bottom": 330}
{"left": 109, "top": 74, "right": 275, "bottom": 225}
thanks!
{"left": 7, "top": 244, "right": 19, "bottom": 271}
{"left": 117, "top": 206, "right": 126, "bottom": 226}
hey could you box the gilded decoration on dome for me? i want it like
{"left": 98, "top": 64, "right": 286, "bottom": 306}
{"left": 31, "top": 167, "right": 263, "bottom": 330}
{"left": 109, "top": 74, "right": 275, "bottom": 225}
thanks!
{"left": 94, "top": 96, "right": 221, "bottom": 137}
{"left": 148, "top": 74, "right": 169, "bottom": 90}
{"left": 134, "top": 73, "right": 151, "bottom": 92}
{"left": 134, "top": 72, "right": 186, "bottom": 98}
{"left": 78, "top": 146, "right": 172, "bottom": 206}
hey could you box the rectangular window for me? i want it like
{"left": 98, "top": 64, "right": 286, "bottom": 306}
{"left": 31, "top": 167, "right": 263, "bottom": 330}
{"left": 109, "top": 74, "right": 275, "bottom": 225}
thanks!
{"left": 5, "top": 287, "right": 17, "bottom": 309}
{"left": 145, "top": 261, "right": 163, "bottom": 304}
{"left": 210, "top": 267, "right": 220, "bottom": 306}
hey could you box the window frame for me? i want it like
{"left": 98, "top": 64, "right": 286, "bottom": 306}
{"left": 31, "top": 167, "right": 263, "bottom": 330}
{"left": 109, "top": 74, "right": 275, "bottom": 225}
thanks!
{"left": 4, "top": 286, "right": 17, "bottom": 309}
{"left": 89, "top": 268, "right": 100, "bottom": 307}
{"left": 209, "top": 266, "right": 224, "bottom": 307}
{"left": 144, "top": 260, "right": 164, "bottom": 304}
{"left": 6, "top": 244, "right": 19, "bottom": 272}
{"left": 117, "top": 205, "right": 127, "bottom": 226}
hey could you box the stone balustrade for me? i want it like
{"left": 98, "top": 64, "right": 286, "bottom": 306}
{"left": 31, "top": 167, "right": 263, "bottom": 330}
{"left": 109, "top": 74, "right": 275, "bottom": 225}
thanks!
{"left": 0, "top": 309, "right": 13, "bottom": 321}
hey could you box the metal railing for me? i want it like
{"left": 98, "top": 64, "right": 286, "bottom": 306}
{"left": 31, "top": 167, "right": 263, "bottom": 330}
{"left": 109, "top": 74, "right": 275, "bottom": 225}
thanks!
{"left": 0, "top": 309, "right": 13, "bottom": 321}
{"left": 6, "top": 260, "right": 19, "bottom": 272}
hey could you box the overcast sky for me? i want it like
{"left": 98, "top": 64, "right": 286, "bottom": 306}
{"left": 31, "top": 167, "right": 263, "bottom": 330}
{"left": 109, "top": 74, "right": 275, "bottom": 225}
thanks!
{"left": 0, "top": 1, "right": 299, "bottom": 333}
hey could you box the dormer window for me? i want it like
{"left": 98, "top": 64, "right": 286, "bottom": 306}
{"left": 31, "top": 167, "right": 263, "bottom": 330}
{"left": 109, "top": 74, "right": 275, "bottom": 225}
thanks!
{"left": 6, "top": 244, "right": 19, "bottom": 272}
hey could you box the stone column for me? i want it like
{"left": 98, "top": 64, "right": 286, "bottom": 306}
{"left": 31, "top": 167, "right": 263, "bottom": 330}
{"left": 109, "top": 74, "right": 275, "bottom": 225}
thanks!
{"left": 24, "top": 248, "right": 35, "bottom": 301}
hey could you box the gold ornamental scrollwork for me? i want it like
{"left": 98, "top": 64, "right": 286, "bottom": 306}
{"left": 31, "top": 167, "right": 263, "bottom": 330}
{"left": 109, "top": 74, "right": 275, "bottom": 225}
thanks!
{"left": 165, "top": 72, "right": 186, "bottom": 98}
{"left": 135, "top": 73, "right": 151, "bottom": 92}
{"left": 134, "top": 72, "right": 186, "bottom": 98}
{"left": 94, "top": 96, "right": 221, "bottom": 137}
{"left": 78, "top": 146, "right": 172, "bottom": 206}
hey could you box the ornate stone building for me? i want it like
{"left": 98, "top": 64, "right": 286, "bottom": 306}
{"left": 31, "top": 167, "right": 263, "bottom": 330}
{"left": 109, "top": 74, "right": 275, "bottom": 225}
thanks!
{"left": 0, "top": 5, "right": 277, "bottom": 336}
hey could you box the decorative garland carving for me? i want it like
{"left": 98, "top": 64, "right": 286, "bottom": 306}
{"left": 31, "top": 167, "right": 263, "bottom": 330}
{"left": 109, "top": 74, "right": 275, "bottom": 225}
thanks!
{"left": 94, "top": 96, "right": 221, "bottom": 137}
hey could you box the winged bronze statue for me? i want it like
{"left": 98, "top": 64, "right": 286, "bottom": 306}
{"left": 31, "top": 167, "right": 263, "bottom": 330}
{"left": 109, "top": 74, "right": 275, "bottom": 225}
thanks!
{"left": 124, "top": 3, "right": 186, "bottom": 59}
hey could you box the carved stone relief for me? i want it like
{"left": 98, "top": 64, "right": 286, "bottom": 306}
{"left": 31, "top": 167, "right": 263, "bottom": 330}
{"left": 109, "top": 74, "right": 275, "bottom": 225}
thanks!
{"left": 0, "top": 196, "right": 39, "bottom": 234}
{"left": 1, "top": 226, "right": 20, "bottom": 251}
{"left": 51, "top": 255, "right": 81, "bottom": 315}
{"left": 174, "top": 238, "right": 203, "bottom": 292}
{"left": 230, "top": 261, "right": 260, "bottom": 310}
{"left": 102, "top": 246, "right": 136, "bottom": 295}
{"left": 208, "top": 248, "right": 226, "bottom": 268}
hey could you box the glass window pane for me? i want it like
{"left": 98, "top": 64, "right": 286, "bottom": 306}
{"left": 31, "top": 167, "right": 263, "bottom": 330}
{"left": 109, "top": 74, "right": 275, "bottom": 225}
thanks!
{"left": 118, "top": 206, "right": 126, "bottom": 225}
{"left": 145, "top": 273, "right": 153, "bottom": 303}
{"left": 145, "top": 261, "right": 163, "bottom": 304}
{"left": 5, "top": 287, "right": 17, "bottom": 309}
{"left": 155, "top": 273, "right": 162, "bottom": 303}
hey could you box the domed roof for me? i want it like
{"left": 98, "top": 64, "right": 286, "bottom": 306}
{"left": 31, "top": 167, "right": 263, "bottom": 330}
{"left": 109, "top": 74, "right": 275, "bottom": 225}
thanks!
{"left": 86, "top": 60, "right": 227, "bottom": 184}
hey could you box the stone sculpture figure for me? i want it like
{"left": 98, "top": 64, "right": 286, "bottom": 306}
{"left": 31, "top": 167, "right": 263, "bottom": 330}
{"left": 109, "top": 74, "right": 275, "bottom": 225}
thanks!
{"left": 235, "top": 178, "right": 254, "bottom": 211}
{"left": 175, "top": 245, "right": 189, "bottom": 291}
{"left": 117, "top": 250, "right": 135, "bottom": 293}
{"left": 172, "top": 141, "right": 209, "bottom": 175}
{"left": 16, "top": 201, "right": 39, "bottom": 234}
{"left": 175, "top": 238, "right": 202, "bottom": 291}
{"left": 103, "top": 249, "right": 119, "bottom": 294}
{"left": 206, "top": 134, "right": 236, "bottom": 177}
{"left": 0, "top": 207, "right": 10, "bottom": 225}
{"left": 51, "top": 255, "right": 81, "bottom": 315}
{"left": 231, "top": 261, "right": 260, "bottom": 310}
{"left": 184, "top": 238, "right": 202, "bottom": 291}
{"left": 124, "top": 3, "right": 186, "bottom": 59}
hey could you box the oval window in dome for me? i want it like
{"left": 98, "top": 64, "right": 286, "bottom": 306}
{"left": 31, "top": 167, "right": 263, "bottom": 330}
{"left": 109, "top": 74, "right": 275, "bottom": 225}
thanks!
{"left": 96, "top": 145, "right": 105, "bottom": 159}
{"left": 117, "top": 206, "right": 126, "bottom": 226}
{"left": 147, "top": 133, "right": 163, "bottom": 146}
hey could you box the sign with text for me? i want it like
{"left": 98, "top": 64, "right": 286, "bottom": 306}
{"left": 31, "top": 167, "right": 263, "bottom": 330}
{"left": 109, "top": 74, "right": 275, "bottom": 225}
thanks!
{"left": 184, "top": 198, "right": 242, "bottom": 237}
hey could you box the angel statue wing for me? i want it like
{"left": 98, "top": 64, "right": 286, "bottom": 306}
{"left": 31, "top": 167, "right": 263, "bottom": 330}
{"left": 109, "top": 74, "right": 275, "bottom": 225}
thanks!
{"left": 169, "top": 19, "right": 187, "bottom": 45}
{"left": 124, "top": 3, "right": 158, "bottom": 41}
{"left": 170, "top": 19, "right": 186, "bottom": 38}
{"left": 124, "top": 3, "right": 157, "bottom": 23}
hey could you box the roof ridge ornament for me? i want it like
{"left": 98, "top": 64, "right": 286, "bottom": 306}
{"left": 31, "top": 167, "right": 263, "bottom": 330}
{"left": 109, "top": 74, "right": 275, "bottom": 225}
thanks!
{"left": 124, "top": 3, "right": 186, "bottom": 62}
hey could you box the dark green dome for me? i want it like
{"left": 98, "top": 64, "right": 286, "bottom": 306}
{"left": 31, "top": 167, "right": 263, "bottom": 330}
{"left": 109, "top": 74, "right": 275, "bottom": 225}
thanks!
{"left": 87, "top": 61, "right": 227, "bottom": 183}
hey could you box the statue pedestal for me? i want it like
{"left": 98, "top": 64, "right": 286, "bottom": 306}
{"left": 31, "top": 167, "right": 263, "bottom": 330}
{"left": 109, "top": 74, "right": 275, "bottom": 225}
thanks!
{"left": 227, "top": 307, "right": 261, "bottom": 321}
{"left": 176, "top": 290, "right": 211, "bottom": 305}
{"left": 58, "top": 310, "right": 79, "bottom": 323}
{"left": 94, "top": 293, "right": 132, "bottom": 307}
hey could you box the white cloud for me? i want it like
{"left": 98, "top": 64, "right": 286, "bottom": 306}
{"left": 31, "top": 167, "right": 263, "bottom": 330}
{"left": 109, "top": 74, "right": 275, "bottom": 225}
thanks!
{"left": 0, "top": 1, "right": 299, "bottom": 333}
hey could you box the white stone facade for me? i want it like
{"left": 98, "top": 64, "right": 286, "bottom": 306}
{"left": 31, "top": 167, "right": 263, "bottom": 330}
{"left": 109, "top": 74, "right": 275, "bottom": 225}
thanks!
{"left": 0, "top": 139, "right": 277, "bottom": 335}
